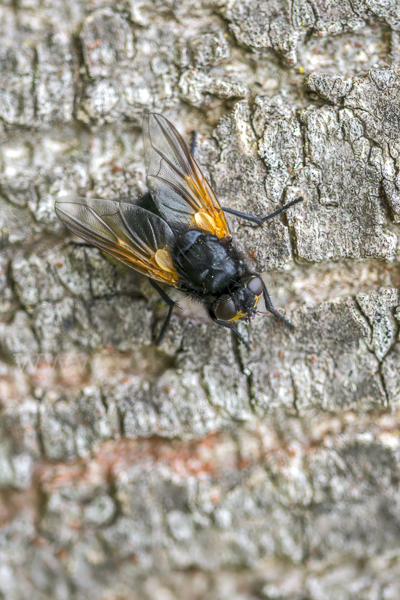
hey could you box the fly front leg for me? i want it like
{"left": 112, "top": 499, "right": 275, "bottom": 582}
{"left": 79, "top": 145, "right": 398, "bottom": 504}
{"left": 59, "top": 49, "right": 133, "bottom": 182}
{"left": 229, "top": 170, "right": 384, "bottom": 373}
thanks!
{"left": 222, "top": 196, "right": 304, "bottom": 226}
{"left": 261, "top": 196, "right": 304, "bottom": 223}
{"left": 221, "top": 207, "right": 263, "bottom": 226}
{"left": 262, "top": 282, "right": 295, "bottom": 331}
{"left": 212, "top": 317, "right": 252, "bottom": 351}
{"left": 149, "top": 279, "right": 178, "bottom": 346}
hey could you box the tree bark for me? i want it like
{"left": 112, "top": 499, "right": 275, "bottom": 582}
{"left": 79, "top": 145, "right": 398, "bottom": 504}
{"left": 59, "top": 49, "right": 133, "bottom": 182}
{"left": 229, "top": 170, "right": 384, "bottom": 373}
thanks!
{"left": 1, "top": 1, "right": 400, "bottom": 598}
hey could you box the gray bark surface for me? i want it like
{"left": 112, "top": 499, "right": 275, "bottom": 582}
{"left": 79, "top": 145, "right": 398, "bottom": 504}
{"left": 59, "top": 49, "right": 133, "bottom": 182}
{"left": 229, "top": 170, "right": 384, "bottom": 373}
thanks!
{"left": 1, "top": 1, "right": 400, "bottom": 598}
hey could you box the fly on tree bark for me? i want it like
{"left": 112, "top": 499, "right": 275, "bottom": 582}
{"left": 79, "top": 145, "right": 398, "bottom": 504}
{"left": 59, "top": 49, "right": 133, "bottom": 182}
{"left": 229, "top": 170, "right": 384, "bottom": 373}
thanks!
{"left": 55, "top": 113, "right": 303, "bottom": 350}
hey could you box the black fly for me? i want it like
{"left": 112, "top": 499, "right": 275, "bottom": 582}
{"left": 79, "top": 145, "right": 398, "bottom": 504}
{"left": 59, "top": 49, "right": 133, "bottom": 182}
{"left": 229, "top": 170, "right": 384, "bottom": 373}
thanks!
{"left": 55, "top": 113, "right": 303, "bottom": 350}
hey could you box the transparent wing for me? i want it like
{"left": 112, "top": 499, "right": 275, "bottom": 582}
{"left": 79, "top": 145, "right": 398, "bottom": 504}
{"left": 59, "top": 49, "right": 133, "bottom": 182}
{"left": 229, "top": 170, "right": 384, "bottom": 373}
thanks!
{"left": 143, "top": 113, "right": 230, "bottom": 239}
{"left": 55, "top": 195, "right": 180, "bottom": 286}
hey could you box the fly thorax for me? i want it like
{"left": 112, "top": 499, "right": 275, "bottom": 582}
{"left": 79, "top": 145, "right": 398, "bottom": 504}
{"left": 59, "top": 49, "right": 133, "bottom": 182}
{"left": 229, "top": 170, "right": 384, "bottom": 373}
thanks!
{"left": 172, "top": 230, "right": 237, "bottom": 293}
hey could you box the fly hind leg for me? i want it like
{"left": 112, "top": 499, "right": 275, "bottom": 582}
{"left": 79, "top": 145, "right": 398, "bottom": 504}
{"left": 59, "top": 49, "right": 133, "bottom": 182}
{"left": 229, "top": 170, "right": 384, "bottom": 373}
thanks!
{"left": 149, "top": 279, "right": 178, "bottom": 346}
{"left": 190, "top": 131, "right": 197, "bottom": 156}
{"left": 68, "top": 241, "right": 94, "bottom": 248}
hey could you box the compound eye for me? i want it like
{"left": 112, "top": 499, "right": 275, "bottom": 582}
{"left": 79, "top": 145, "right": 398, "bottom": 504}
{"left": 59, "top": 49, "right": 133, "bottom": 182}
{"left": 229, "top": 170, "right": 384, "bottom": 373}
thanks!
{"left": 247, "top": 276, "right": 263, "bottom": 296}
{"left": 215, "top": 298, "right": 236, "bottom": 321}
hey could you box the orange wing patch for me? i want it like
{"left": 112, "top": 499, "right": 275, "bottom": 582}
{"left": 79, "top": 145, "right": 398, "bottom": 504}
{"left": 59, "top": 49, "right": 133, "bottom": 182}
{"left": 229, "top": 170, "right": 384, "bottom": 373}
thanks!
{"left": 185, "top": 172, "right": 230, "bottom": 239}
{"left": 101, "top": 239, "right": 179, "bottom": 286}
{"left": 118, "top": 242, "right": 179, "bottom": 285}
{"left": 55, "top": 197, "right": 181, "bottom": 289}
{"left": 154, "top": 249, "right": 176, "bottom": 274}
{"left": 144, "top": 113, "right": 231, "bottom": 240}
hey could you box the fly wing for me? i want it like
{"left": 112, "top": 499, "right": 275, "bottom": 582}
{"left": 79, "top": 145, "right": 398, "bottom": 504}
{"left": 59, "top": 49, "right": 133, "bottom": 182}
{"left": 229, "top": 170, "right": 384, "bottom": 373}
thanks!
{"left": 143, "top": 113, "right": 230, "bottom": 239}
{"left": 55, "top": 195, "right": 180, "bottom": 286}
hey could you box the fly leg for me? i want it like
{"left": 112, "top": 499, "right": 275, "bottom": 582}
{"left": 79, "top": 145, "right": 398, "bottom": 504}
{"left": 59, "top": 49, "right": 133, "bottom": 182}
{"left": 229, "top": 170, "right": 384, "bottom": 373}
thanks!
{"left": 262, "top": 282, "right": 295, "bottom": 331}
{"left": 68, "top": 241, "right": 94, "bottom": 248}
{"left": 188, "top": 128, "right": 303, "bottom": 225}
{"left": 222, "top": 196, "right": 304, "bottom": 226}
{"left": 221, "top": 208, "right": 263, "bottom": 226}
{"left": 212, "top": 318, "right": 252, "bottom": 351}
{"left": 190, "top": 131, "right": 197, "bottom": 155}
{"left": 261, "top": 196, "right": 304, "bottom": 223}
{"left": 149, "top": 279, "right": 177, "bottom": 346}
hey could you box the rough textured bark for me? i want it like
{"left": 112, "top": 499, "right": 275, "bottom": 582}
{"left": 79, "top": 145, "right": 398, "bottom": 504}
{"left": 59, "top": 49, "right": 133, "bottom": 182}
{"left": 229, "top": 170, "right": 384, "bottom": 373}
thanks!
{"left": 1, "top": 1, "right": 400, "bottom": 599}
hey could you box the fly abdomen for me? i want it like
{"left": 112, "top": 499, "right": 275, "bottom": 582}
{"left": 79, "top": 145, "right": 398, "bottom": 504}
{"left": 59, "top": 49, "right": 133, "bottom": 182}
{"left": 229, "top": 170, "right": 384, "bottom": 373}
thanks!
{"left": 173, "top": 230, "right": 238, "bottom": 294}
